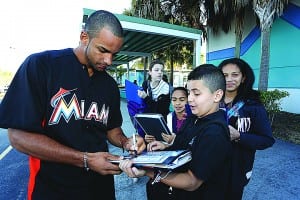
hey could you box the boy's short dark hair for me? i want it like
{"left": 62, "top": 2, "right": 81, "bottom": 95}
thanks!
{"left": 188, "top": 64, "right": 226, "bottom": 94}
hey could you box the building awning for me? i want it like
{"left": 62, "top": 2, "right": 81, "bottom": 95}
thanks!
{"left": 83, "top": 8, "right": 202, "bottom": 68}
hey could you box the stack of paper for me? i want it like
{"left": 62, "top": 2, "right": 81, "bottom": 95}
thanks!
{"left": 110, "top": 150, "right": 191, "bottom": 170}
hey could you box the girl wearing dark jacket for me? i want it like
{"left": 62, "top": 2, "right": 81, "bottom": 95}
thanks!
{"left": 218, "top": 58, "right": 275, "bottom": 200}
{"left": 139, "top": 59, "right": 170, "bottom": 118}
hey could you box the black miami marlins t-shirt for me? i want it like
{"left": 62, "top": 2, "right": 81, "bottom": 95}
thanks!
{"left": 0, "top": 48, "right": 121, "bottom": 199}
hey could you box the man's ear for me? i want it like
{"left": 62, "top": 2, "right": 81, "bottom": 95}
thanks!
{"left": 80, "top": 31, "right": 89, "bottom": 45}
{"left": 214, "top": 89, "right": 224, "bottom": 102}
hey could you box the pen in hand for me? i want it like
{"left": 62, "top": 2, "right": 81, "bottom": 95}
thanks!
{"left": 131, "top": 134, "right": 139, "bottom": 183}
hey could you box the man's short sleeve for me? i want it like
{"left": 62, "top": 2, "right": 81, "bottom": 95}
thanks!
{"left": 0, "top": 54, "right": 47, "bottom": 133}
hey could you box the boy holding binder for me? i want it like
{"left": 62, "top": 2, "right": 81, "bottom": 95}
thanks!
{"left": 119, "top": 64, "right": 232, "bottom": 200}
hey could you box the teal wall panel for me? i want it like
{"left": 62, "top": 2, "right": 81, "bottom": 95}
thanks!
{"left": 268, "top": 66, "right": 300, "bottom": 88}
{"left": 271, "top": 19, "right": 300, "bottom": 67}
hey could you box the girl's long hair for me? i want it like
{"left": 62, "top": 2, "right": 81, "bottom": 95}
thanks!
{"left": 218, "top": 58, "right": 261, "bottom": 103}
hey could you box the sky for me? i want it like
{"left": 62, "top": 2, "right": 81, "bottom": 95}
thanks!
{"left": 0, "top": 0, "right": 132, "bottom": 72}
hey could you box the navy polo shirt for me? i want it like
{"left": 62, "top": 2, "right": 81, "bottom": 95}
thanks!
{"left": 170, "top": 110, "right": 232, "bottom": 200}
{"left": 0, "top": 48, "right": 121, "bottom": 199}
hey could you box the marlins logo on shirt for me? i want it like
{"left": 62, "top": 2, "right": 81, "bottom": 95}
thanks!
{"left": 48, "top": 88, "right": 109, "bottom": 125}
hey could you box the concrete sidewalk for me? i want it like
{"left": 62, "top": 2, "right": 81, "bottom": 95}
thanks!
{"left": 242, "top": 139, "right": 300, "bottom": 200}
{"left": 110, "top": 100, "right": 300, "bottom": 200}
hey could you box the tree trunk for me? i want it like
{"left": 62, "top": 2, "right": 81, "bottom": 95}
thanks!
{"left": 258, "top": 28, "right": 271, "bottom": 91}
{"left": 235, "top": 33, "right": 242, "bottom": 58}
{"left": 234, "top": 16, "right": 243, "bottom": 58}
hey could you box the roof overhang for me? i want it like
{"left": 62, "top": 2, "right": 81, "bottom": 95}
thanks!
{"left": 83, "top": 8, "right": 202, "bottom": 68}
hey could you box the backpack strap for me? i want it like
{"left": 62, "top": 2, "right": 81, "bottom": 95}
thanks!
{"left": 226, "top": 101, "right": 245, "bottom": 120}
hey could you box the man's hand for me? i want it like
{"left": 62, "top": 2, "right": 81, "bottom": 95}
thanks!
{"left": 87, "top": 152, "right": 122, "bottom": 175}
{"left": 124, "top": 134, "right": 146, "bottom": 154}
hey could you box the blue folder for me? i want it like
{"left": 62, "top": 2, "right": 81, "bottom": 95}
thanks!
{"left": 125, "top": 80, "right": 143, "bottom": 104}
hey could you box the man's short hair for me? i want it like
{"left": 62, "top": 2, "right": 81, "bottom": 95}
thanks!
{"left": 84, "top": 10, "right": 123, "bottom": 39}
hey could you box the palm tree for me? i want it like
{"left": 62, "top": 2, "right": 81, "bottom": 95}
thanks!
{"left": 203, "top": 1, "right": 253, "bottom": 58}
{"left": 253, "top": 0, "right": 288, "bottom": 90}
{"left": 132, "top": 0, "right": 162, "bottom": 20}
{"left": 204, "top": 0, "right": 289, "bottom": 91}
{"left": 128, "top": 0, "right": 289, "bottom": 90}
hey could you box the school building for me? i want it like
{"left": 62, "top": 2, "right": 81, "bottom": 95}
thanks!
{"left": 84, "top": 2, "right": 300, "bottom": 114}
{"left": 206, "top": 1, "right": 300, "bottom": 114}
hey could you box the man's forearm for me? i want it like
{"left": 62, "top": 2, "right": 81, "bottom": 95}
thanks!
{"left": 8, "top": 128, "right": 83, "bottom": 167}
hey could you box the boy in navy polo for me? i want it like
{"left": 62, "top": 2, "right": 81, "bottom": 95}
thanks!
{"left": 120, "top": 64, "right": 232, "bottom": 200}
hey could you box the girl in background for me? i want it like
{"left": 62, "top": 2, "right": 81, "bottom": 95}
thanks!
{"left": 218, "top": 58, "right": 275, "bottom": 200}
{"left": 138, "top": 59, "right": 171, "bottom": 137}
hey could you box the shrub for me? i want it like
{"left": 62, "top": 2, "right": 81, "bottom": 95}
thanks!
{"left": 259, "top": 89, "right": 289, "bottom": 125}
